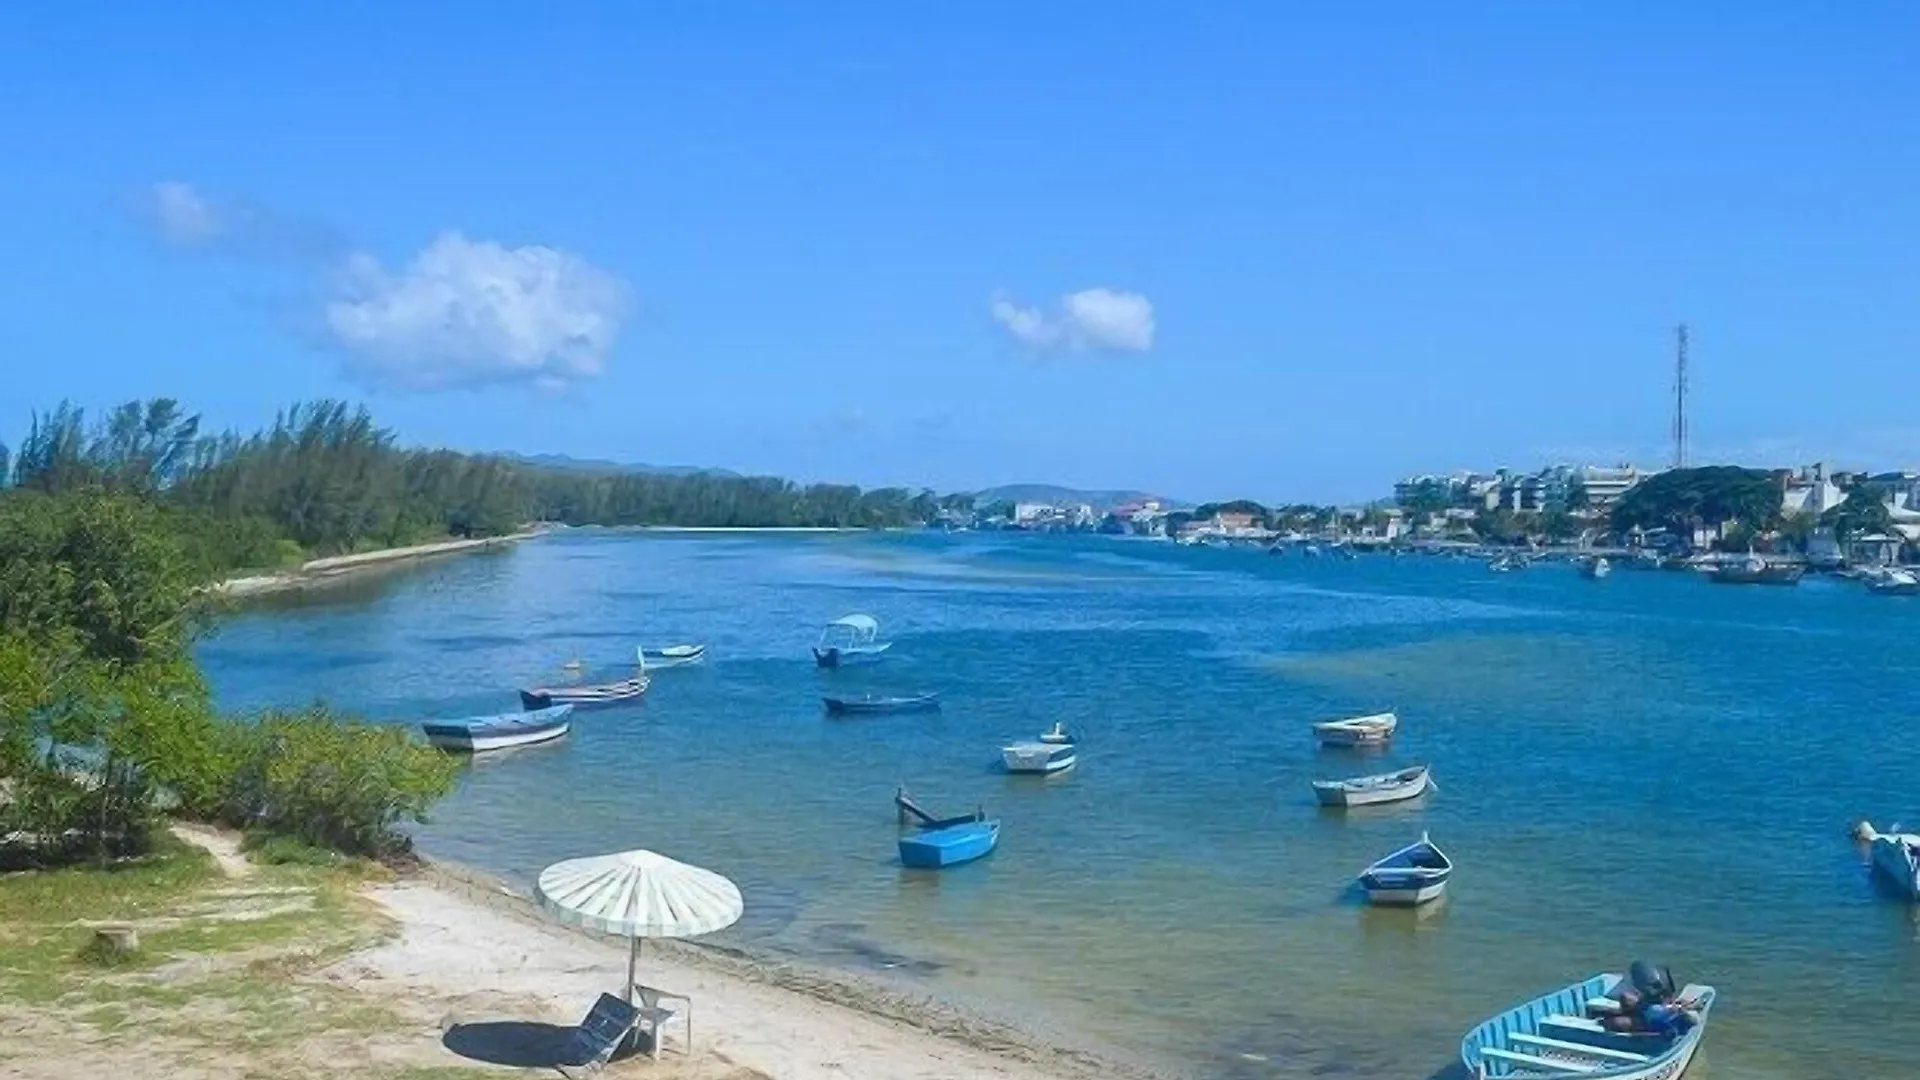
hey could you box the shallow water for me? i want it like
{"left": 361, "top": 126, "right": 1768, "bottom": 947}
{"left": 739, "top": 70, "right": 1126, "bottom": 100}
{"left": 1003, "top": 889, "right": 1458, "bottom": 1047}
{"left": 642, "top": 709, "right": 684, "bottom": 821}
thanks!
{"left": 201, "top": 532, "right": 1920, "bottom": 1079}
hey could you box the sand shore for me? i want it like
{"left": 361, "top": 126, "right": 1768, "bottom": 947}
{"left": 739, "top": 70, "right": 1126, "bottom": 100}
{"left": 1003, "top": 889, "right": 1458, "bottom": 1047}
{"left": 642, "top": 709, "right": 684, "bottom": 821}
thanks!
{"left": 213, "top": 531, "right": 542, "bottom": 599}
{"left": 333, "top": 862, "right": 1132, "bottom": 1080}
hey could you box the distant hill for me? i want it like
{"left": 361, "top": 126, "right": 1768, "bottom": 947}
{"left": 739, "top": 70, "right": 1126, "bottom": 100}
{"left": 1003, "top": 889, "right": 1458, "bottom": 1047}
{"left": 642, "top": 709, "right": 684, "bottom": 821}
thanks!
{"left": 972, "top": 483, "right": 1187, "bottom": 513}
{"left": 497, "top": 452, "right": 741, "bottom": 480}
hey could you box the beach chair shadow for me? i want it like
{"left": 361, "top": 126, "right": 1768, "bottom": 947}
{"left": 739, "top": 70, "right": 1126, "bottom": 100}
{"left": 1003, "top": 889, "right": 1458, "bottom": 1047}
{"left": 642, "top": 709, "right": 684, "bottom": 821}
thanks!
{"left": 442, "top": 994, "right": 653, "bottom": 1074}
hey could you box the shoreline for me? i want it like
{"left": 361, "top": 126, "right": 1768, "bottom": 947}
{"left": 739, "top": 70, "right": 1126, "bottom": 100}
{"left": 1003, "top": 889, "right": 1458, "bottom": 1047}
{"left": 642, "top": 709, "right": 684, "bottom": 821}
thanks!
{"left": 212, "top": 530, "right": 542, "bottom": 599}
{"left": 413, "top": 856, "right": 1175, "bottom": 1080}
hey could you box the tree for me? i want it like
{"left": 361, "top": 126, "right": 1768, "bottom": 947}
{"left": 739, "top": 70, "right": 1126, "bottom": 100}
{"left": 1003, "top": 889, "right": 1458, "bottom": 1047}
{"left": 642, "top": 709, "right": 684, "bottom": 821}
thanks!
{"left": 1609, "top": 466, "right": 1779, "bottom": 544}
{"left": 1822, "top": 483, "right": 1894, "bottom": 540}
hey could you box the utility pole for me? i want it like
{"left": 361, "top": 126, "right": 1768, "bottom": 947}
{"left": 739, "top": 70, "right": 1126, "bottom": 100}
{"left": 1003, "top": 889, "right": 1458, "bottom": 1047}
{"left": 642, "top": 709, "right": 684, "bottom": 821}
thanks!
{"left": 1672, "top": 324, "right": 1690, "bottom": 470}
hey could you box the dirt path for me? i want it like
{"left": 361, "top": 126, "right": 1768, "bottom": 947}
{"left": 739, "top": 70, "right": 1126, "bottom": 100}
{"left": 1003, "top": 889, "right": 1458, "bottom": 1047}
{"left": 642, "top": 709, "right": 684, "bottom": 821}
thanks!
{"left": 169, "top": 822, "right": 254, "bottom": 878}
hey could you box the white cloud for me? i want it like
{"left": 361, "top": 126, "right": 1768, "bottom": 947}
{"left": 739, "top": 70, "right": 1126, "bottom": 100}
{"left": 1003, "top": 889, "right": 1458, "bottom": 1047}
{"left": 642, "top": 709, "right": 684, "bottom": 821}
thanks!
{"left": 990, "top": 287, "right": 1155, "bottom": 354}
{"left": 323, "top": 232, "right": 631, "bottom": 392}
{"left": 152, "top": 181, "right": 219, "bottom": 245}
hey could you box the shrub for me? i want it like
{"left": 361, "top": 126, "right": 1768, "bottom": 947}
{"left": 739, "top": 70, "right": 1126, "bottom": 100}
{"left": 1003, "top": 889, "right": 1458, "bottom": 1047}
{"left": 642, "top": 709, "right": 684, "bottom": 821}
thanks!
{"left": 215, "top": 707, "right": 459, "bottom": 861}
{"left": 238, "top": 830, "right": 345, "bottom": 868}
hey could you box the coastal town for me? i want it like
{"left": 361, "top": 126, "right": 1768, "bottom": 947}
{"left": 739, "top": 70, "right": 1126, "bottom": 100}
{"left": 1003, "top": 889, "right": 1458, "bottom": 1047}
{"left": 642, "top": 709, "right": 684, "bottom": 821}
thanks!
{"left": 948, "top": 460, "right": 1920, "bottom": 572}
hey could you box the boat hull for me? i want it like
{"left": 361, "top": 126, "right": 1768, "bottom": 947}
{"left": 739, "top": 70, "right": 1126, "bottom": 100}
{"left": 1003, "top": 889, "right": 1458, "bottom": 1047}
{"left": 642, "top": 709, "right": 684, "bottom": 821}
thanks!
{"left": 519, "top": 675, "right": 649, "bottom": 709}
{"left": 422, "top": 704, "right": 574, "bottom": 753}
{"left": 1360, "top": 873, "right": 1449, "bottom": 905}
{"left": 1001, "top": 742, "right": 1077, "bottom": 773}
{"left": 1461, "top": 973, "right": 1716, "bottom": 1080}
{"left": 1313, "top": 767, "right": 1430, "bottom": 807}
{"left": 1314, "top": 713, "right": 1398, "bottom": 747}
{"left": 822, "top": 693, "right": 939, "bottom": 715}
{"left": 639, "top": 644, "right": 706, "bottom": 668}
{"left": 1870, "top": 833, "right": 1920, "bottom": 899}
{"left": 813, "top": 642, "right": 892, "bottom": 668}
{"left": 899, "top": 821, "right": 999, "bottom": 868}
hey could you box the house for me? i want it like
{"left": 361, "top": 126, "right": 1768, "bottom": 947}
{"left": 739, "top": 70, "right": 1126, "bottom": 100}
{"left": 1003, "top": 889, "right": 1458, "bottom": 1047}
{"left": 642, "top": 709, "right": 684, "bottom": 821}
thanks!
{"left": 1212, "top": 510, "right": 1261, "bottom": 533}
{"left": 1847, "top": 533, "right": 1904, "bottom": 567}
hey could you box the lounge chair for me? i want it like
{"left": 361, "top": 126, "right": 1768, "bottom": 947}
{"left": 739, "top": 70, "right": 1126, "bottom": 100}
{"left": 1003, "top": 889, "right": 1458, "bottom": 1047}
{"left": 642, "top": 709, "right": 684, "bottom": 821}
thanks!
{"left": 559, "top": 993, "right": 640, "bottom": 1076}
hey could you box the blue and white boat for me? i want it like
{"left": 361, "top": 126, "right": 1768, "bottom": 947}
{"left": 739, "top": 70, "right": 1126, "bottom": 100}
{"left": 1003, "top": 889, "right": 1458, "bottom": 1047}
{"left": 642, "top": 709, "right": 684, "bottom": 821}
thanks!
{"left": 1358, "top": 832, "right": 1452, "bottom": 905}
{"left": 895, "top": 789, "right": 999, "bottom": 869}
{"left": 813, "top": 614, "right": 892, "bottom": 668}
{"left": 1001, "top": 738, "right": 1077, "bottom": 774}
{"left": 637, "top": 643, "right": 707, "bottom": 669}
{"left": 422, "top": 704, "right": 573, "bottom": 753}
{"left": 1460, "top": 970, "right": 1716, "bottom": 1079}
{"left": 822, "top": 692, "right": 939, "bottom": 715}
{"left": 1860, "top": 821, "right": 1920, "bottom": 899}
{"left": 519, "top": 674, "right": 649, "bottom": 710}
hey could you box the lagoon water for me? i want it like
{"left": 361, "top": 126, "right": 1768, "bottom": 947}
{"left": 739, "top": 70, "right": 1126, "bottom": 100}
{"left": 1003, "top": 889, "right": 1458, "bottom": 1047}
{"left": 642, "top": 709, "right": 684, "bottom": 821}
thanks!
{"left": 201, "top": 531, "right": 1920, "bottom": 1079}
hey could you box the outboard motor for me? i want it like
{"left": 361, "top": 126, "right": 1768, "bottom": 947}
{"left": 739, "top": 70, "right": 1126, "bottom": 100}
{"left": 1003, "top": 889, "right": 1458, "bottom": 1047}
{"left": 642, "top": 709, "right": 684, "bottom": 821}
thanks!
{"left": 1629, "top": 960, "right": 1676, "bottom": 1001}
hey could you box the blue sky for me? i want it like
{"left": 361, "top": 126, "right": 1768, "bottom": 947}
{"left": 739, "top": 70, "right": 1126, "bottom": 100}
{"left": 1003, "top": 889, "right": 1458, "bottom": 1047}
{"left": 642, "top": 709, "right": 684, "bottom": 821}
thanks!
{"left": 2, "top": 4, "right": 1916, "bottom": 502}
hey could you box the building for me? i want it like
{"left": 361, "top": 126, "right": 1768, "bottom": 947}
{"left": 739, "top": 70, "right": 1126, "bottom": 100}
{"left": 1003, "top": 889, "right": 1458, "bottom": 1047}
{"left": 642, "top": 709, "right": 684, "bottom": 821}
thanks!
{"left": 1572, "top": 465, "right": 1648, "bottom": 511}
{"left": 1779, "top": 463, "right": 1844, "bottom": 519}
{"left": 1012, "top": 502, "right": 1052, "bottom": 525}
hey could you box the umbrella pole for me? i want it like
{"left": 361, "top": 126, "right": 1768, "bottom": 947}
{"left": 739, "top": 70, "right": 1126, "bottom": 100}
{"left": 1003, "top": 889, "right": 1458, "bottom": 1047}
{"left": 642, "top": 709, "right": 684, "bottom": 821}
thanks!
{"left": 626, "top": 936, "right": 639, "bottom": 1003}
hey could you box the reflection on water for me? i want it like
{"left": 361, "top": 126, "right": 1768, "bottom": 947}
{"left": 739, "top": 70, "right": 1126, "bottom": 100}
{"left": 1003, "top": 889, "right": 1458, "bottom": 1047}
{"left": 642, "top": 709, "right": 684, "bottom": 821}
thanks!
{"left": 202, "top": 532, "right": 1920, "bottom": 1080}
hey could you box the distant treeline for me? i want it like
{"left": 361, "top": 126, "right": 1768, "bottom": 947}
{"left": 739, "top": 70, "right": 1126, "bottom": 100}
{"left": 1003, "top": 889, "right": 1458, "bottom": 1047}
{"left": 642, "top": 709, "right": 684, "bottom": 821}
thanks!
{"left": 0, "top": 399, "right": 962, "bottom": 578}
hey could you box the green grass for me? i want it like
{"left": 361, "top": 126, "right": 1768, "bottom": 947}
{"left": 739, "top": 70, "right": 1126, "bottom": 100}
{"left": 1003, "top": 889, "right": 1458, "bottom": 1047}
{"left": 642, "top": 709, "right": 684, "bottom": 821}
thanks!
{"left": 240, "top": 830, "right": 352, "bottom": 868}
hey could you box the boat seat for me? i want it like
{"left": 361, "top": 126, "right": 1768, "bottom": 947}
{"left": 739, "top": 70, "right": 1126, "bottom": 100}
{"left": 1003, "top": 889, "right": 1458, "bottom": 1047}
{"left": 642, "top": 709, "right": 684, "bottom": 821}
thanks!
{"left": 1583, "top": 996, "right": 1623, "bottom": 1015}
{"left": 1510, "top": 1033, "right": 1650, "bottom": 1064}
{"left": 1541, "top": 1013, "right": 1607, "bottom": 1035}
{"left": 1480, "top": 1047, "right": 1599, "bottom": 1074}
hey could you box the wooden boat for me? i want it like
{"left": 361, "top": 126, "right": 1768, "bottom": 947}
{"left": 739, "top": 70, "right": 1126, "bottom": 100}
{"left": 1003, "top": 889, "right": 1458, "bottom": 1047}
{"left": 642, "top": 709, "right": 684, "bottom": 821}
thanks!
{"left": 1313, "top": 712, "right": 1398, "bottom": 747}
{"left": 637, "top": 643, "right": 707, "bottom": 669}
{"left": 519, "top": 674, "right": 649, "bottom": 709}
{"left": 813, "top": 614, "right": 892, "bottom": 668}
{"left": 422, "top": 704, "right": 573, "bottom": 752}
{"left": 821, "top": 692, "right": 940, "bottom": 715}
{"left": 1859, "top": 821, "right": 1920, "bottom": 899}
{"left": 1313, "top": 765, "right": 1431, "bottom": 807}
{"left": 1358, "top": 832, "right": 1452, "bottom": 905}
{"left": 1579, "top": 556, "right": 1612, "bottom": 580}
{"left": 1707, "top": 555, "right": 1803, "bottom": 585}
{"left": 1460, "top": 970, "right": 1717, "bottom": 1079}
{"left": 894, "top": 789, "right": 998, "bottom": 868}
{"left": 1002, "top": 731, "right": 1077, "bottom": 774}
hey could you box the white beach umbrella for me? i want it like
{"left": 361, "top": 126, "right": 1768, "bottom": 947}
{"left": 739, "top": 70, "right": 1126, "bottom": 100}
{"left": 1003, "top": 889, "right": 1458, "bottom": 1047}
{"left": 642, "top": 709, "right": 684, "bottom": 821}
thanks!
{"left": 536, "top": 849, "right": 744, "bottom": 1002}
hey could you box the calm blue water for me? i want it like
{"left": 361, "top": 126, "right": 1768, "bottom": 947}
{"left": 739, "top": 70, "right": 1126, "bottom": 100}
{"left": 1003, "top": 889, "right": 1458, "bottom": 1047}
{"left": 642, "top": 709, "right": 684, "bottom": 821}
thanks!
{"left": 200, "top": 532, "right": 1920, "bottom": 1079}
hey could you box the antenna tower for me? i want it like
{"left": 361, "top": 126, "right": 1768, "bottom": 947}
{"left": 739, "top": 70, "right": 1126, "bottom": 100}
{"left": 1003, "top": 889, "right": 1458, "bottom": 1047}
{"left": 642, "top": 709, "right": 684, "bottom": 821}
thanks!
{"left": 1672, "top": 324, "right": 1689, "bottom": 469}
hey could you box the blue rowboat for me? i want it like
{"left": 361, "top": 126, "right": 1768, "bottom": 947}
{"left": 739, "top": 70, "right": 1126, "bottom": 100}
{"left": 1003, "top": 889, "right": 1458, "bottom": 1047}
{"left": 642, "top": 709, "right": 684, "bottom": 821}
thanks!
{"left": 1861, "top": 822, "right": 1920, "bottom": 899}
{"left": 822, "top": 692, "right": 940, "bottom": 715}
{"left": 1358, "top": 832, "right": 1452, "bottom": 905}
{"left": 422, "top": 704, "right": 573, "bottom": 753}
{"left": 519, "top": 674, "right": 649, "bottom": 710}
{"left": 1461, "top": 970, "right": 1716, "bottom": 1079}
{"left": 899, "top": 819, "right": 999, "bottom": 869}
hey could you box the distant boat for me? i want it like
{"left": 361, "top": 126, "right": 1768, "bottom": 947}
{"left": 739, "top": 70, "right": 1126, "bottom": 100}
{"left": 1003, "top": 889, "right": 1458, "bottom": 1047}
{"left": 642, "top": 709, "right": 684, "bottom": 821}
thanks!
{"left": 1002, "top": 727, "right": 1077, "bottom": 774}
{"left": 1579, "top": 556, "right": 1612, "bottom": 580}
{"left": 822, "top": 692, "right": 940, "bottom": 715}
{"left": 1313, "top": 712, "right": 1398, "bottom": 747}
{"left": 1358, "top": 832, "right": 1452, "bottom": 906}
{"left": 519, "top": 675, "right": 649, "bottom": 710}
{"left": 1859, "top": 822, "right": 1920, "bottom": 899}
{"left": 1313, "top": 765, "right": 1432, "bottom": 807}
{"left": 422, "top": 704, "right": 573, "bottom": 752}
{"left": 1489, "top": 555, "right": 1518, "bottom": 573}
{"left": 637, "top": 643, "right": 707, "bottom": 669}
{"left": 895, "top": 788, "right": 999, "bottom": 869}
{"left": 1460, "top": 969, "right": 1716, "bottom": 1080}
{"left": 813, "top": 614, "right": 892, "bottom": 668}
{"left": 1707, "top": 555, "right": 1803, "bottom": 585}
{"left": 1868, "top": 570, "right": 1920, "bottom": 596}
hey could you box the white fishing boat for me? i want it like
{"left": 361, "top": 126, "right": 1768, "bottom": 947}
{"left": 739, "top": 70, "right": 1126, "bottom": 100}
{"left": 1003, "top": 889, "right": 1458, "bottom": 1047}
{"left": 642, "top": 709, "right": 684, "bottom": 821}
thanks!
{"left": 637, "top": 643, "right": 707, "bottom": 669}
{"left": 1579, "top": 556, "right": 1612, "bottom": 580}
{"left": 1359, "top": 832, "right": 1452, "bottom": 906}
{"left": 1313, "top": 711, "right": 1398, "bottom": 747}
{"left": 1859, "top": 821, "right": 1920, "bottom": 899}
{"left": 1868, "top": 570, "right": 1920, "bottom": 596}
{"left": 813, "top": 614, "right": 892, "bottom": 668}
{"left": 1002, "top": 726, "right": 1077, "bottom": 774}
{"left": 422, "top": 704, "right": 573, "bottom": 752}
{"left": 1312, "top": 765, "right": 1432, "bottom": 807}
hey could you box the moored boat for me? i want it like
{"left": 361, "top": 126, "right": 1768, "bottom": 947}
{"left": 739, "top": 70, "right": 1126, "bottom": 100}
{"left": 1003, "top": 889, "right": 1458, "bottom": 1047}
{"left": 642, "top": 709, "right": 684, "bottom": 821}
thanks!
{"left": 822, "top": 692, "right": 940, "bottom": 715}
{"left": 1460, "top": 966, "right": 1716, "bottom": 1079}
{"left": 894, "top": 788, "right": 998, "bottom": 868}
{"left": 1358, "top": 832, "right": 1451, "bottom": 905}
{"left": 1707, "top": 555, "right": 1803, "bottom": 585}
{"left": 1312, "top": 764, "right": 1431, "bottom": 807}
{"left": 1001, "top": 733, "right": 1077, "bottom": 774}
{"left": 813, "top": 613, "right": 893, "bottom": 668}
{"left": 1859, "top": 821, "right": 1920, "bottom": 899}
{"left": 1579, "top": 556, "right": 1612, "bottom": 580}
{"left": 1867, "top": 570, "right": 1920, "bottom": 596}
{"left": 637, "top": 643, "right": 707, "bottom": 668}
{"left": 519, "top": 674, "right": 649, "bottom": 709}
{"left": 1313, "top": 711, "right": 1398, "bottom": 747}
{"left": 422, "top": 704, "right": 573, "bottom": 752}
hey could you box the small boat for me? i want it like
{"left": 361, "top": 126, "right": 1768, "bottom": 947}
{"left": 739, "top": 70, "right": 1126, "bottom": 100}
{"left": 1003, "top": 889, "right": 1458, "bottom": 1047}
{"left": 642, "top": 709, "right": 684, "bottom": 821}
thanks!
{"left": 637, "top": 643, "right": 707, "bottom": 669}
{"left": 1002, "top": 728, "right": 1077, "bottom": 774}
{"left": 1707, "top": 555, "right": 1803, "bottom": 585}
{"left": 1868, "top": 570, "right": 1920, "bottom": 596}
{"left": 1579, "top": 556, "right": 1612, "bottom": 580}
{"left": 822, "top": 692, "right": 940, "bottom": 715}
{"left": 1489, "top": 555, "right": 1519, "bottom": 573}
{"left": 519, "top": 674, "right": 649, "bottom": 710}
{"left": 1313, "top": 711, "right": 1398, "bottom": 747}
{"left": 895, "top": 788, "right": 998, "bottom": 869}
{"left": 813, "top": 614, "right": 893, "bottom": 668}
{"left": 422, "top": 704, "right": 573, "bottom": 752}
{"left": 1358, "top": 831, "right": 1452, "bottom": 905}
{"left": 1313, "top": 765, "right": 1432, "bottom": 807}
{"left": 1859, "top": 821, "right": 1920, "bottom": 899}
{"left": 1460, "top": 967, "right": 1716, "bottom": 1079}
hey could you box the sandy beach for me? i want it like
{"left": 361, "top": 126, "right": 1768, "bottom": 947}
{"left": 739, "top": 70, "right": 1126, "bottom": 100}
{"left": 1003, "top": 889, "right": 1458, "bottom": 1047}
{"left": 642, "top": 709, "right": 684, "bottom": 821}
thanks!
{"left": 214, "top": 531, "right": 541, "bottom": 599}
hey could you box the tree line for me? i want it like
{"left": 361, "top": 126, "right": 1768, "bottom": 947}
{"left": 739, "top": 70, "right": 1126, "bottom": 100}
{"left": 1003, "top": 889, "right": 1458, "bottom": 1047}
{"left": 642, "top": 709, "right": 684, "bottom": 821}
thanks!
{"left": 0, "top": 398, "right": 952, "bottom": 578}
